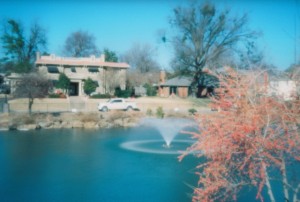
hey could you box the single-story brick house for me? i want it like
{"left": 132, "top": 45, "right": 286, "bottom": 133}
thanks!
{"left": 158, "top": 70, "right": 193, "bottom": 98}
{"left": 157, "top": 70, "right": 219, "bottom": 98}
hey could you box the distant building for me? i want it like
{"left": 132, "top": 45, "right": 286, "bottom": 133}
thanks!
{"left": 268, "top": 73, "right": 297, "bottom": 100}
{"left": 35, "top": 53, "right": 130, "bottom": 96}
{"left": 289, "top": 65, "right": 300, "bottom": 98}
{"left": 157, "top": 67, "right": 298, "bottom": 100}
{"left": 158, "top": 70, "right": 193, "bottom": 98}
{"left": 224, "top": 67, "right": 298, "bottom": 101}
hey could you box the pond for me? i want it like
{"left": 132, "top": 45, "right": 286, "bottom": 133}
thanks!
{"left": 0, "top": 118, "right": 293, "bottom": 202}
{"left": 0, "top": 123, "right": 200, "bottom": 202}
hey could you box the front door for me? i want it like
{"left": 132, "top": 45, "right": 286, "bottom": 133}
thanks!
{"left": 69, "top": 82, "right": 79, "bottom": 96}
{"left": 169, "top": 86, "right": 177, "bottom": 95}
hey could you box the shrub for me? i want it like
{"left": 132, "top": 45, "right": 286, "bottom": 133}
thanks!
{"left": 56, "top": 73, "right": 70, "bottom": 94}
{"left": 48, "top": 92, "right": 66, "bottom": 98}
{"left": 114, "top": 87, "right": 133, "bottom": 98}
{"left": 48, "top": 93, "right": 61, "bottom": 98}
{"left": 49, "top": 93, "right": 66, "bottom": 98}
{"left": 90, "top": 93, "right": 112, "bottom": 99}
{"left": 84, "top": 78, "right": 98, "bottom": 95}
{"left": 156, "top": 106, "right": 164, "bottom": 118}
{"left": 146, "top": 108, "right": 153, "bottom": 116}
{"left": 188, "top": 108, "right": 197, "bottom": 115}
{"left": 143, "top": 83, "right": 157, "bottom": 96}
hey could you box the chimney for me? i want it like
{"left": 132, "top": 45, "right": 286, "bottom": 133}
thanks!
{"left": 160, "top": 69, "right": 166, "bottom": 84}
{"left": 100, "top": 54, "right": 105, "bottom": 62}
{"left": 36, "top": 51, "right": 40, "bottom": 60}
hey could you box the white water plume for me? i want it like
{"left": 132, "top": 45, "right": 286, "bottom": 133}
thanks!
{"left": 140, "top": 118, "right": 191, "bottom": 147}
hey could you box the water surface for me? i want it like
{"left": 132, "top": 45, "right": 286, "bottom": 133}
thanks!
{"left": 0, "top": 126, "right": 294, "bottom": 202}
{"left": 0, "top": 127, "right": 198, "bottom": 202}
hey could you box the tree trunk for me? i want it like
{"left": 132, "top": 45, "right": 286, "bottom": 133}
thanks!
{"left": 293, "top": 183, "right": 300, "bottom": 202}
{"left": 28, "top": 97, "right": 34, "bottom": 115}
{"left": 281, "top": 156, "right": 290, "bottom": 202}
{"left": 264, "top": 165, "right": 276, "bottom": 202}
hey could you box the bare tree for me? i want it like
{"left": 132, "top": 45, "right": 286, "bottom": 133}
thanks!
{"left": 126, "top": 71, "right": 160, "bottom": 87}
{"left": 14, "top": 73, "right": 52, "bottom": 114}
{"left": 122, "top": 43, "right": 161, "bottom": 73}
{"left": 63, "top": 30, "right": 99, "bottom": 57}
{"left": 1, "top": 19, "right": 47, "bottom": 72}
{"left": 26, "top": 22, "right": 47, "bottom": 62}
{"left": 169, "top": 2, "right": 256, "bottom": 88}
{"left": 104, "top": 69, "right": 123, "bottom": 94}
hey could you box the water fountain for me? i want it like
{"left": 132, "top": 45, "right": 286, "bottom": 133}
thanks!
{"left": 142, "top": 118, "right": 190, "bottom": 148}
{"left": 120, "top": 118, "right": 195, "bottom": 155}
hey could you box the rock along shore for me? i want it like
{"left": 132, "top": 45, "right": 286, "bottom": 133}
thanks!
{"left": 0, "top": 110, "right": 200, "bottom": 131}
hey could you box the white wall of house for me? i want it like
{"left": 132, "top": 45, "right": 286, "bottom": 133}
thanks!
{"left": 269, "top": 80, "right": 297, "bottom": 100}
{"left": 36, "top": 54, "right": 129, "bottom": 96}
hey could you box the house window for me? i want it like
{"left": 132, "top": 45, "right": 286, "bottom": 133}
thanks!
{"left": 47, "top": 66, "right": 59, "bottom": 73}
{"left": 88, "top": 67, "right": 99, "bottom": 73}
{"left": 51, "top": 80, "right": 58, "bottom": 86}
{"left": 71, "top": 67, "right": 76, "bottom": 73}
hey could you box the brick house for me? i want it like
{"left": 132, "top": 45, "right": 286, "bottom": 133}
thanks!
{"left": 36, "top": 53, "right": 130, "bottom": 96}
{"left": 158, "top": 71, "right": 192, "bottom": 98}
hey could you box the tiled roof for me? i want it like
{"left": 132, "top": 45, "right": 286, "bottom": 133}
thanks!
{"left": 35, "top": 56, "right": 130, "bottom": 68}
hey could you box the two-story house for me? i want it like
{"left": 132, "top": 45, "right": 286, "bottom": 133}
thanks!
{"left": 36, "top": 53, "right": 130, "bottom": 96}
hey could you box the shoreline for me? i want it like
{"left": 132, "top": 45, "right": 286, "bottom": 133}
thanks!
{"left": 0, "top": 109, "right": 210, "bottom": 131}
{"left": 0, "top": 97, "right": 212, "bottom": 131}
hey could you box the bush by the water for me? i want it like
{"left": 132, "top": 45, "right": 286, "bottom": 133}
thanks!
{"left": 188, "top": 108, "right": 197, "bottom": 115}
{"left": 156, "top": 106, "right": 164, "bottom": 118}
{"left": 146, "top": 108, "right": 153, "bottom": 116}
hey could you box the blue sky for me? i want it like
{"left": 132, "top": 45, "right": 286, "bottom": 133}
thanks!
{"left": 0, "top": 0, "right": 299, "bottom": 70}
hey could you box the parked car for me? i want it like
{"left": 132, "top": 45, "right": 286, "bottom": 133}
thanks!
{"left": 98, "top": 98, "right": 138, "bottom": 112}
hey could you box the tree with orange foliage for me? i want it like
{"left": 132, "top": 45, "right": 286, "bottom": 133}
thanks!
{"left": 180, "top": 68, "right": 300, "bottom": 202}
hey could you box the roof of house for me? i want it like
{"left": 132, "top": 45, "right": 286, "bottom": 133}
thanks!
{"left": 35, "top": 54, "right": 130, "bottom": 68}
{"left": 161, "top": 76, "right": 193, "bottom": 87}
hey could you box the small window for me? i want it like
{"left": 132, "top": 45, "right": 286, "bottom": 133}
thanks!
{"left": 88, "top": 67, "right": 99, "bottom": 72}
{"left": 47, "top": 66, "right": 59, "bottom": 73}
{"left": 71, "top": 67, "right": 76, "bottom": 73}
{"left": 52, "top": 80, "right": 58, "bottom": 86}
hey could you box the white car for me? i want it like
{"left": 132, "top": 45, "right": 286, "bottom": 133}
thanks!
{"left": 98, "top": 98, "right": 138, "bottom": 112}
